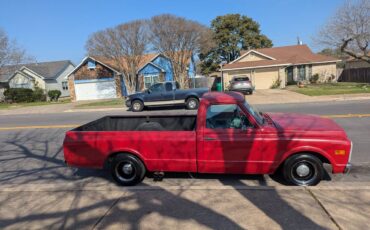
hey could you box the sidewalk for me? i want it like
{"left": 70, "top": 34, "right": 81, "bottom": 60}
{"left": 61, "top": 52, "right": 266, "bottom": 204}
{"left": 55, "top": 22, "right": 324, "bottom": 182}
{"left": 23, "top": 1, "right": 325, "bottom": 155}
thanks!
{"left": 0, "top": 184, "right": 369, "bottom": 229}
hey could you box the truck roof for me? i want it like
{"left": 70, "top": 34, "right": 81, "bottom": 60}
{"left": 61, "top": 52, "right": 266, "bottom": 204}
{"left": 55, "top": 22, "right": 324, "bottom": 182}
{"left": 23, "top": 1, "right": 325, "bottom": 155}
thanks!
{"left": 202, "top": 92, "right": 245, "bottom": 104}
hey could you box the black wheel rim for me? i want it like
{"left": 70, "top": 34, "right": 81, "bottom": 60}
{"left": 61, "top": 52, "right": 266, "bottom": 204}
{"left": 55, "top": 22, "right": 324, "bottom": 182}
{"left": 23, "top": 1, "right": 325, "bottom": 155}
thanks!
{"left": 115, "top": 161, "right": 136, "bottom": 182}
{"left": 290, "top": 160, "right": 316, "bottom": 185}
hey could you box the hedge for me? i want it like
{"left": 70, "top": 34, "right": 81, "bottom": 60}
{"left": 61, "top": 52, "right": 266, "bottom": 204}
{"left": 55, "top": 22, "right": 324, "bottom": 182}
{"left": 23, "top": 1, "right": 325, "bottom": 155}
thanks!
{"left": 4, "top": 88, "right": 46, "bottom": 103}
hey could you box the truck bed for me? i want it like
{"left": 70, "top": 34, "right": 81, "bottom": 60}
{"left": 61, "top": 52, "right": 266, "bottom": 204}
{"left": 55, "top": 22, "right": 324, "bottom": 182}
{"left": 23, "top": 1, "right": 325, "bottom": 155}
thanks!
{"left": 74, "top": 115, "right": 197, "bottom": 132}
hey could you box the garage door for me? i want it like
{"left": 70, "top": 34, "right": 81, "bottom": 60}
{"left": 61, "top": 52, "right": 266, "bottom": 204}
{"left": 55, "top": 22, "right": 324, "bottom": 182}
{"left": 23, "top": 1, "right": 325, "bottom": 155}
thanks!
{"left": 74, "top": 80, "right": 117, "bottom": 101}
{"left": 253, "top": 69, "right": 279, "bottom": 89}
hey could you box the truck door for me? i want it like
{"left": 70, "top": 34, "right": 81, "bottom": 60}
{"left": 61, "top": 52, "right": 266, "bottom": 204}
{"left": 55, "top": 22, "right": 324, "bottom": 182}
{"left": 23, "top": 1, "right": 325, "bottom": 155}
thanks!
{"left": 198, "top": 104, "right": 263, "bottom": 174}
{"left": 163, "top": 82, "right": 175, "bottom": 102}
{"left": 144, "top": 83, "right": 170, "bottom": 106}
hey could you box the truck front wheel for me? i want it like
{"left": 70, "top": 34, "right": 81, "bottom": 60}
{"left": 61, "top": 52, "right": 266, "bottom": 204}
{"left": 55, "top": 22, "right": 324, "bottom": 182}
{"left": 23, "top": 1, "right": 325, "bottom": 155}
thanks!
{"left": 283, "top": 154, "right": 324, "bottom": 186}
{"left": 111, "top": 154, "right": 146, "bottom": 186}
{"left": 131, "top": 100, "right": 144, "bottom": 112}
{"left": 186, "top": 97, "right": 199, "bottom": 110}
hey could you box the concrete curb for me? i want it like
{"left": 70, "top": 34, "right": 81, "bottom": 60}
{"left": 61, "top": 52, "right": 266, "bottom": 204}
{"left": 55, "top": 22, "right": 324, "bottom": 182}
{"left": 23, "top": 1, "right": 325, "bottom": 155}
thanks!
{"left": 2, "top": 183, "right": 370, "bottom": 192}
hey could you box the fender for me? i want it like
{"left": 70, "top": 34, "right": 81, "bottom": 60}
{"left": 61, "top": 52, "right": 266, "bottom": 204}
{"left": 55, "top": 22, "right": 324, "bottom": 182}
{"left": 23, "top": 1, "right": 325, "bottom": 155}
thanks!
{"left": 105, "top": 148, "right": 148, "bottom": 169}
{"left": 271, "top": 145, "right": 336, "bottom": 173}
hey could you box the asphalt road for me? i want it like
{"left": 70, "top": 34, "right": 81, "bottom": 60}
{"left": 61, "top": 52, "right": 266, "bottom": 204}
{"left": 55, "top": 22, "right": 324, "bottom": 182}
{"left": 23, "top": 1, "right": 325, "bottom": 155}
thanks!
{"left": 1, "top": 100, "right": 370, "bottom": 229}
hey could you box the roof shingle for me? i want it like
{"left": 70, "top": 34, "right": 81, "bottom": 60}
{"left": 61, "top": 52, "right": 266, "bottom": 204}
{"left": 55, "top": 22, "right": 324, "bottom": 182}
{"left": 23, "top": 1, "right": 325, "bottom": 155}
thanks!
{"left": 225, "top": 45, "right": 339, "bottom": 69}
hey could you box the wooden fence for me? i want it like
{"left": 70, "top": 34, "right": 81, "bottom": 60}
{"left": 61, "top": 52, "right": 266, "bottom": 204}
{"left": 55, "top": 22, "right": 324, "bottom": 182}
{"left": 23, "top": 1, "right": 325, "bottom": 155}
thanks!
{"left": 338, "top": 67, "right": 370, "bottom": 83}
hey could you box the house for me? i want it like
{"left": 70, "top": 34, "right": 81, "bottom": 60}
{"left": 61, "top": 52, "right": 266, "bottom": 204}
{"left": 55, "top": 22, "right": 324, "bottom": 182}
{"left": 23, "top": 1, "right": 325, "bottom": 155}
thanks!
{"left": 67, "top": 53, "right": 196, "bottom": 101}
{"left": 0, "top": 60, "right": 75, "bottom": 99}
{"left": 222, "top": 45, "right": 340, "bottom": 89}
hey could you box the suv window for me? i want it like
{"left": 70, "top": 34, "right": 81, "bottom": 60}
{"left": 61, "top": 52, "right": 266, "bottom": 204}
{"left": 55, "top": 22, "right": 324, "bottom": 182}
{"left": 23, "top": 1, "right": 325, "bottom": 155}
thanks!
{"left": 233, "top": 77, "right": 249, "bottom": 81}
{"left": 165, "top": 82, "right": 173, "bottom": 91}
{"left": 150, "top": 83, "right": 164, "bottom": 93}
{"left": 206, "top": 104, "right": 253, "bottom": 129}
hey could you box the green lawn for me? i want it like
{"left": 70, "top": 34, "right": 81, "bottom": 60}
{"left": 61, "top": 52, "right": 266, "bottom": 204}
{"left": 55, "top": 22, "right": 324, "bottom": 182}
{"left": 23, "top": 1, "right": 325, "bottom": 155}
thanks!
{"left": 288, "top": 82, "right": 370, "bottom": 96}
{"left": 75, "top": 98, "right": 124, "bottom": 108}
{"left": 0, "top": 100, "right": 70, "bottom": 110}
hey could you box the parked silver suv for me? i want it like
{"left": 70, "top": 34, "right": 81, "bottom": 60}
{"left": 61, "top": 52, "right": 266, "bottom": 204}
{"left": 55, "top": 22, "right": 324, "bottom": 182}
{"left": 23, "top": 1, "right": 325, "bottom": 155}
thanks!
{"left": 228, "top": 76, "right": 253, "bottom": 95}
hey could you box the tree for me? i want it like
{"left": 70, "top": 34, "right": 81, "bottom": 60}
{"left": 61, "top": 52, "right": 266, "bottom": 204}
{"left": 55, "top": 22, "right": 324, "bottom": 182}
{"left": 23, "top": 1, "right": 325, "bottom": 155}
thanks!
{"left": 318, "top": 48, "right": 347, "bottom": 59}
{"left": 317, "top": 0, "right": 370, "bottom": 63}
{"left": 0, "top": 28, "right": 33, "bottom": 73}
{"left": 149, "top": 14, "right": 212, "bottom": 88}
{"left": 200, "top": 14, "right": 273, "bottom": 74}
{"left": 86, "top": 20, "right": 149, "bottom": 93}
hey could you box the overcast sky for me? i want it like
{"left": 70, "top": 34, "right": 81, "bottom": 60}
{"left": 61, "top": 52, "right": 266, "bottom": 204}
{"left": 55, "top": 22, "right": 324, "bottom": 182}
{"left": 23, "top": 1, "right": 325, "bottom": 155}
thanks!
{"left": 0, "top": 0, "right": 345, "bottom": 64}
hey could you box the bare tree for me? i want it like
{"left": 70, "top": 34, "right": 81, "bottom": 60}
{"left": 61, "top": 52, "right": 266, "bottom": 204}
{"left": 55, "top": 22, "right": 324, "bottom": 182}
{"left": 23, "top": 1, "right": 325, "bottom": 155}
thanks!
{"left": 0, "top": 28, "right": 33, "bottom": 73}
{"left": 86, "top": 20, "right": 149, "bottom": 93}
{"left": 149, "top": 14, "right": 212, "bottom": 88}
{"left": 317, "top": 0, "right": 370, "bottom": 63}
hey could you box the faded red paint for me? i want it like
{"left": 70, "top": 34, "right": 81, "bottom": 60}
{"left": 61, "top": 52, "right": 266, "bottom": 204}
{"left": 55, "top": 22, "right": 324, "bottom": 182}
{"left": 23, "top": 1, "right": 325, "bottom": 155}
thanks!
{"left": 63, "top": 92, "right": 352, "bottom": 175}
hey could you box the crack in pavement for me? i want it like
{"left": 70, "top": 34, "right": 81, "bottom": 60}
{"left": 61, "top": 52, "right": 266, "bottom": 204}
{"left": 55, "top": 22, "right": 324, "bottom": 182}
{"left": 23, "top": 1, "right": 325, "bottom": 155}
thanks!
{"left": 306, "top": 187, "right": 342, "bottom": 230}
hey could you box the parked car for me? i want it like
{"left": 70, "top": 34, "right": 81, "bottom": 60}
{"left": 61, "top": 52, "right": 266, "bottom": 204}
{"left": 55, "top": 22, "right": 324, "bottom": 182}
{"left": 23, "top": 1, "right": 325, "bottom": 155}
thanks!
{"left": 229, "top": 76, "right": 253, "bottom": 94}
{"left": 125, "top": 81, "right": 209, "bottom": 112}
{"left": 64, "top": 91, "right": 352, "bottom": 186}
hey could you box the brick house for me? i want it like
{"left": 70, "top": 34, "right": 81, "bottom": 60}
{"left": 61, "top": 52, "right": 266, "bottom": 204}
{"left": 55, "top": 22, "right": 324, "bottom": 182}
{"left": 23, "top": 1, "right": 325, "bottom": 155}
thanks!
{"left": 67, "top": 53, "right": 196, "bottom": 101}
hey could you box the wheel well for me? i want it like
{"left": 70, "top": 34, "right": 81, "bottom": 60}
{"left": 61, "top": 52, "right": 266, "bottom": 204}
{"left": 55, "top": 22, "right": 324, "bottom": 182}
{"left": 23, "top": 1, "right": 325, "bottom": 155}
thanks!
{"left": 185, "top": 95, "right": 199, "bottom": 102}
{"left": 132, "top": 99, "right": 143, "bottom": 104}
{"left": 276, "top": 151, "right": 331, "bottom": 172}
{"left": 104, "top": 151, "right": 147, "bottom": 170}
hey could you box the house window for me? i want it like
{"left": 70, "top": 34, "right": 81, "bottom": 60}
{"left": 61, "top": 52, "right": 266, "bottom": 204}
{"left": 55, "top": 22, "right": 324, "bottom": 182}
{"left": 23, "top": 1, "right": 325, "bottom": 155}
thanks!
{"left": 62, "top": 81, "right": 68, "bottom": 90}
{"left": 298, "top": 65, "right": 306, "bottom": 81}
{"left": 87, "top": 60, "right": 96, "bottom": 69}
{"left": 144, "top": 75, "right": 160, "bottom": 89}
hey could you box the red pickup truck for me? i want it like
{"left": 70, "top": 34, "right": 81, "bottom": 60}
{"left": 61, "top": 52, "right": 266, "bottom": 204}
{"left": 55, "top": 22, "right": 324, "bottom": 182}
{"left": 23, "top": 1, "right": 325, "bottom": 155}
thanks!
{"left": 63, "top": 92, "right": 352, "bottom": 186}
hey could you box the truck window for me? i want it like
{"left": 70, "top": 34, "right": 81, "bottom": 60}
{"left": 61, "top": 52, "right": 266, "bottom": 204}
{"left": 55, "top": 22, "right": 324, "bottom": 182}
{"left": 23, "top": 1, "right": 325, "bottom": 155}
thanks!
{"left": 150, "top": 83, "right": 164, "bottom": 93}
{"left": 206, "top": 104, "right": 253, "bottom": 129}
{"left": 165, "top": 82, "right": 173, "bottom": 91}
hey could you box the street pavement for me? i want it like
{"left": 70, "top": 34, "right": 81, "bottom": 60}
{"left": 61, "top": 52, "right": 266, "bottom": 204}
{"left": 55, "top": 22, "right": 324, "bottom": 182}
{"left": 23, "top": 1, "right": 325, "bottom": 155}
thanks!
{"left": 0, "top": 100, "right": 370, "bottom": 229}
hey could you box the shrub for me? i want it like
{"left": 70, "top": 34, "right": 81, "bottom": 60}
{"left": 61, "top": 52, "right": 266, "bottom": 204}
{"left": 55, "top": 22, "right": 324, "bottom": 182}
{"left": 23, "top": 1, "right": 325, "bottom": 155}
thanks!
{"left": 4, "top": 88, "right": 34, "bottom": 102}
{"left": 48, "top": 90, "right": 62, "bottom": 101}
{"left": 33, "top": 87, "right": 46, "bottom": 102}
{"left": 4, "top": 87, "right": 46, "bottom": 103}
{"left": 309, "top": 74, "right": 319, "bottom": 84}
{"left": 270, "top": 79, "right": 282, "bottom": 89}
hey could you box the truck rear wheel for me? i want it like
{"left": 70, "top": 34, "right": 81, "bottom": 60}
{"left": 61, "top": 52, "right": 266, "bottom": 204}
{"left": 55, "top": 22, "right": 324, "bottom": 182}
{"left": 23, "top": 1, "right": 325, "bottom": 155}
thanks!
{"left": 111, "top": 154, "right": 146, "bottom": 186}
{"left": 131, "top": 100, "right": 144, "bottom": 112}
{"left": 186, "top": 97, "right": 199, "bottom": 110}
{"left": 283, "top": 154, "right": 324, "bottom": 186}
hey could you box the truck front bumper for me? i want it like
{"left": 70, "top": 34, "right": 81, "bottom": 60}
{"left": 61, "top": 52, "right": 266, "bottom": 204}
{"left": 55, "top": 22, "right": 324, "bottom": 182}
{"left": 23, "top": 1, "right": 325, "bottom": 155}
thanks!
{"left": 125, "top": 99, "right": 131, "bottom": 107}
{"left": 344, "top": 141, "right": 353, "bottom": 174}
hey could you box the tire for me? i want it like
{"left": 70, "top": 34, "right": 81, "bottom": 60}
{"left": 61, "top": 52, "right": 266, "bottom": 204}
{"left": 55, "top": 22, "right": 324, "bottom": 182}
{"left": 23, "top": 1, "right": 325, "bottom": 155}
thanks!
{"left": 249, "top": 90, "right": 253, "bottom": 95}
{"left": 110, "top": 154, "right": 146, "bottom": 186}
{"left": 283, "top": 154, "right": 324, "bottom": 186}
{"left": 186, "top": 97, "right": 199, "bottom": 110}
{"left": 131, "top": 100, "right": 144, "bottom": 112}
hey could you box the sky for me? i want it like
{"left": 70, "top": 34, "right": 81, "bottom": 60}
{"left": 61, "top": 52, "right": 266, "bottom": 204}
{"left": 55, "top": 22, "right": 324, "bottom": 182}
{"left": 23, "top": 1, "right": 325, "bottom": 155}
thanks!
{"left": 0, "top": 0, "right": 345, "bottom": 64}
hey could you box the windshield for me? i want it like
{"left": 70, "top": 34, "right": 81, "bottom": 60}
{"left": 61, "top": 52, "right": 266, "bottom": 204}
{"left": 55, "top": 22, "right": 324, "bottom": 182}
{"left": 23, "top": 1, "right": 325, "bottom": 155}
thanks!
{"left": 243, "top": 101, "right": 264, "bottom": 125}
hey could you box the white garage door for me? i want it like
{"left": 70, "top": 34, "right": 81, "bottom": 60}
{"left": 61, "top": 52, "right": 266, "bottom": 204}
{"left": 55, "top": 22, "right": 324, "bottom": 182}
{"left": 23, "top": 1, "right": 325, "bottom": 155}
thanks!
{"left": 74, "top": 80, "right": 117, "bottom": 101}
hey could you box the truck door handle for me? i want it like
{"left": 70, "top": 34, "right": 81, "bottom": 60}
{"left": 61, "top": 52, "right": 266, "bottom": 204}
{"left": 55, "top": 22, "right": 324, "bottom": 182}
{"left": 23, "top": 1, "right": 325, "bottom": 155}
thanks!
{"left": 204, "top": 137, "right": 216, "bottom": 141}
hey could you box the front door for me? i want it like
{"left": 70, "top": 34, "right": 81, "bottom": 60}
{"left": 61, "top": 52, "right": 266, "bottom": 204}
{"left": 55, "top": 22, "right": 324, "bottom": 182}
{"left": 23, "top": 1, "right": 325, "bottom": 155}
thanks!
{"left": 198, "top": 104, "right": 263, "bottom": 174}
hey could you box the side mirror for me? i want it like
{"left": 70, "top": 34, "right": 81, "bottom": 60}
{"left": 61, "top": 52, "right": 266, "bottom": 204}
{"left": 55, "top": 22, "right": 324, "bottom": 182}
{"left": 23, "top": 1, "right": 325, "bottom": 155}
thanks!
{"left": 147, "top": 89, "right": 151, "bottom": 94}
